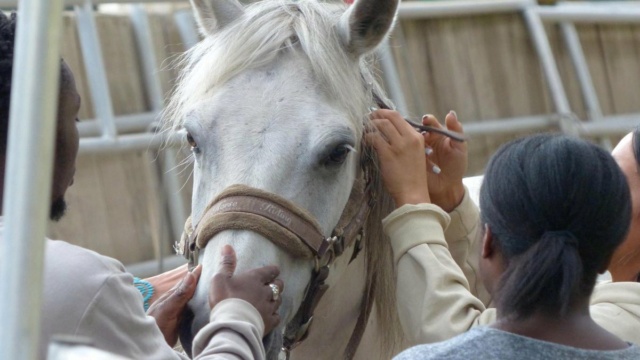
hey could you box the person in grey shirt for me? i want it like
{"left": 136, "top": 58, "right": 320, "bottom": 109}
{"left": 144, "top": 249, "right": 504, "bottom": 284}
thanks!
{"left": 396, "top": 327, "right": 640, "bottom": 360}
{"left": 367, "top": 111, "right": 640, "bottom": 359}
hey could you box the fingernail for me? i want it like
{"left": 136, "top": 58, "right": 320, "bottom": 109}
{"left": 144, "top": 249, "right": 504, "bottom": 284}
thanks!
{"left": 425, "top": 147, "right": 433, "bottom": 156}
{"left": 432, "top": 165, "right": 441, "bottom": 174}
{"left": 450, "top": 110, "right": 458, "bottom": 119}
{"left": 422, "top": 114, "right": 430, "bottom": 120}
{"left": 369, "top": 107, "right": 378, "bottom": 112}
{"left": 221, "top": 244, "right": 233, "bottom": 256}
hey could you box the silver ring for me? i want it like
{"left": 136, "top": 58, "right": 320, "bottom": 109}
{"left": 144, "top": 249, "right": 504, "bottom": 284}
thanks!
{"left": 269, "top": 283, "right": 280, "bottom": 302}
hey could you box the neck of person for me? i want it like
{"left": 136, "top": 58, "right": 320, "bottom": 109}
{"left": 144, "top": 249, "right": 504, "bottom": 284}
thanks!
{"left": 492, "top": 297, "right": 628, "bottom": 350}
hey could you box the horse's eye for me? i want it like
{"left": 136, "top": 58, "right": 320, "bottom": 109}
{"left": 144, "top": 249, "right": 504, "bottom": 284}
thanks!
{"left": 325, "top": 144, "right": 352, "bottom": 166}
{"left": 186, "top": 132, "right": 199, "bottom": 153}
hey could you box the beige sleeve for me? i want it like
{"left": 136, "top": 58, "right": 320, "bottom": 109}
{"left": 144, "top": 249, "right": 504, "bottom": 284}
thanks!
{"left": 193, "top": 299, "right": 266, "bottom": 360}
{"left": 384, "top": 204, "right": 496, "bottom": 346}
{"left": 76, "top": 272, "right": 190, "bottom": 360}
{"left": 443, "top": 187, "right": 492, "bottom": 306}
{"left": 590, "top": 281, "right": 640, "bottom": 345}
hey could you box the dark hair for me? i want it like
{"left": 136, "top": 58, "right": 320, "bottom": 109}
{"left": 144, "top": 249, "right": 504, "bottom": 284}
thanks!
{"left": 0, "top": 12, "right": 17, "bottom": 154}
{"left": 632, "top": 126, "right": 640, "bottom": 169}
{"left": 480, "top": 134, "right": 631, "bottom": 319}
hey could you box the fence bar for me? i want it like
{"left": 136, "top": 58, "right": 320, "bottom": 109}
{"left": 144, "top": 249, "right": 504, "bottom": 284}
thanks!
{"left": 130, "top": 5, "right": 164, "bottom": 111}
{"left": 580, "top": 113, "right": 640, "bottom": 136}
{"left": 78, "top": 112, "right": 158, "bottom": 137}
{"left": 0, "top": 0, "right": 65, "bottom": 359}
{"left": 558, "top": 22, "right": 613, "bottom": 149}
{"left": 75, "top": 0, "right": 118, "bottom": 139}
{"left": 131, "top": 4, "right": 188, "bottom": 260}
{"left": 77, "top": 113, "right": 637, "bottom": 152}
{"left": 79, "top": 132, "right": 181, "bottom": 155}
{"left": 523, "top": 8, "right": 580, "bottom": 135}
{"left": 174, "top": 9, "right": 200, "bottom": 49}
{"left": 463, "top": 115, "right": 557, "bottom": 135}
{"left": 537, "top": 3, "right": 640, "bottom": 24}
{"left": 559, "top": 23, "right": 603, "bottom": 122}
{"left": 377, "top": 40, "right": 409, "bottom": 115}
{"left": 0, "top": 0, "right": 188, "bottom": 6}
{"left": 397, "top": 0, "right": 529, "bottom": 19}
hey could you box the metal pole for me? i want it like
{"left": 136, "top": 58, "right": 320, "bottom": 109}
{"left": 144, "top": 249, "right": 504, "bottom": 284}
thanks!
{"left": 397, "top": 0, "right": 529, "bottom": 19}
{"left": 537, "top": 3, "right": 640, "bottom": 24}
{"left": 174, "top": 9, "right": 200, "bottom": 49}
{"left": 0, "top": 0, "right": 192, "bottom": 6}
{"left": 78, "top": 132, "right": 181, "bottom": 155}
{"left": 77, "top": 112, "right": 158, "bottom": 137}
{"left": 377, "top": 40, "right": 410, "bottom": 116}
{"left": 131, "top": 4, "right": 188, "bottom": 270}
{"left": 0, "top": 0, "right": 65, "bottom": 358}
{"left": 559, "top": 23, "right": 603, "bottom": 122}
{"left": 558, "top": 22, "right": 612, "bottom": 149}
{"left": 75, "top": 0, "right": 118, "bottom": 139}
{"left": 523, "top": 7, "right": 579, "bottom": 136}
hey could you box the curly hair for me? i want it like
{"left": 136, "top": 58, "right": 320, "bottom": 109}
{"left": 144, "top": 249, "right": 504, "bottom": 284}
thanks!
{"left": 0, "top": 12, "right": 17, "bottom": 153}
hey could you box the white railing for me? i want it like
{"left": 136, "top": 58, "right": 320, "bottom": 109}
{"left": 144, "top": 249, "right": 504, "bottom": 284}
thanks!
{"left": 0, "top": 1, "right": 65, "bottom": 359}
{"left": 3, "top": 1, "right": 640, "bottom": 357}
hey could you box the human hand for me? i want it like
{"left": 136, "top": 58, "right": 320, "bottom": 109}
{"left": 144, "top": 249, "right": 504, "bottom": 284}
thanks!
{"left": 210, "top": 245, "right": 283, "bottom": 336}
{"left": 147, "top": 265, "right": 201, "bottom": 347}
{"left": 422, "top": 111, "right": 467, "bottom": 212}
{"left": 365, "top": 109, "right": 430, "bottom": 207}
{"left": 145, "top": 264, "right": 189, "bottom": 305}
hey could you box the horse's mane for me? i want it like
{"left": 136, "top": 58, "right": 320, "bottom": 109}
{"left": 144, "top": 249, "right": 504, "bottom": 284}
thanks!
{"left": 361, "top": 150, "right": 404, "bottom": 354}
{"left": 163, "top": 0, "right": 402, "bottom": 355}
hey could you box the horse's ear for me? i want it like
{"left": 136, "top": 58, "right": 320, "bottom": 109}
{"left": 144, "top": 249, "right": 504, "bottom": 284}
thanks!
{"left": 190, "top": 0, "right": 245, "bottom": 36}
{"left": 338, "top": 0, "right": 399, "bottom": 57}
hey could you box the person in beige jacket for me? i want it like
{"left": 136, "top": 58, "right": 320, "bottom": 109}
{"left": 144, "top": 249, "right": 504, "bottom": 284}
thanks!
{"left": 0, "top": 13, "right": 279, "bottom": 359}
{"left": 367, "top": 109, "right": 640, "bottom": 346}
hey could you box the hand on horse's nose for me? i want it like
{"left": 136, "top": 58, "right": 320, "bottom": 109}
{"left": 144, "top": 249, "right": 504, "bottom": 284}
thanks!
{"left": 147, "top": 265, "right": 202, "bottom": 347}
{"left": 210, "top": 245, "right": 284, "bottom": 335}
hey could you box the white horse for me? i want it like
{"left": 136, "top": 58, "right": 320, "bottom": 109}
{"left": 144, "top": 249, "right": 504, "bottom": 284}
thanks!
{"left": 165, "top": 0, "right": 405, "bottom": 358}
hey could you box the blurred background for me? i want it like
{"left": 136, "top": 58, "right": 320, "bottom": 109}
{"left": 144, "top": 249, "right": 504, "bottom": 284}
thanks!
{"left": 2, "top": 0, "right": 638, "bottom": 275}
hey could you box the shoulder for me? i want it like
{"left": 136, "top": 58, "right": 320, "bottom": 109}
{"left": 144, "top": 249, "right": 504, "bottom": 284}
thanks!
{"left": 591, "top": 281, "right": 640, "bottom": 344}
{"left": 39, "top": 240, "right": 138, "bottom": 357}
{"left": 42, "top": 240, "right": 134, "bottom": 319}
{"left": 394, "top": 328, "right": 490, "bottom": 360}
{"left": 592, "top": 281, "right": 640, "bottom": 306}
{"left": 626, "top": 345, "right": 640, "bottom": 358}
{"left": 45, "top": 239, "right": 127, "bottom": 280}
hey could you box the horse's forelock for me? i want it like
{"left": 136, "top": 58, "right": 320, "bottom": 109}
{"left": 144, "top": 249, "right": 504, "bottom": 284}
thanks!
{"left": 163, "top": 0, "right": 377, "bottom": 137}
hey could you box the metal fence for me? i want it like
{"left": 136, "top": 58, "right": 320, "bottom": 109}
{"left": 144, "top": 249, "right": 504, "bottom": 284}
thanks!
{"left": 2, "top": 0, "right": 640, "bottom": 358}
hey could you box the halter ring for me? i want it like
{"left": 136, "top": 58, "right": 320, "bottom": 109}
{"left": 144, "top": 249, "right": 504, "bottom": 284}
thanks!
{"left": 269, "top": 283, "right": 280, "bottom": 302}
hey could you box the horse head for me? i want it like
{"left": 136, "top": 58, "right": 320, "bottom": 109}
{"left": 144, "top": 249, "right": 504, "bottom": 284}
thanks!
{"left": 165, "top": 0, "right": 401, "bottom": 358}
